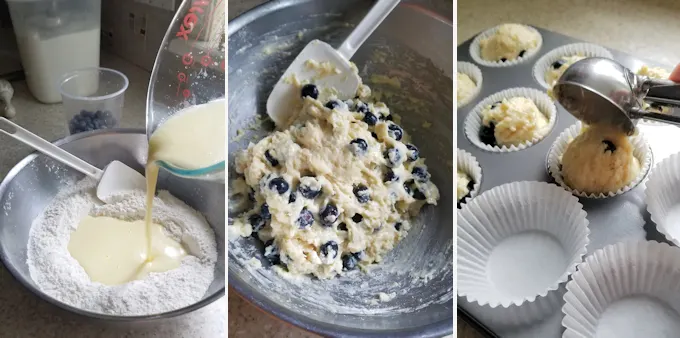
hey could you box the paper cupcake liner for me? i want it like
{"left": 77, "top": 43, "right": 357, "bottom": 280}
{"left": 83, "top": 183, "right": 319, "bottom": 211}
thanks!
{"left": 457, "top": 62, "right": 483, "bottom": 108}
{"left": 458, "top": 181, "right": 589, "bottom": 326}
{"left": 464, "top": 87, "right": 557, "bottom": 152}
{"left": 457, "top": 149, "right": 482, "bottom": 208}
{"left": 563, "top": 240, "right": 680, "bottom": 338}
{"left": 547, "top": 121, "right": 652, "bottom": 199}
{"left": 461, "top": 288, "right": 565, "bottom": 328}
{"left": 645, "top": 151, "right": 680, "bottom": 246}
{"left": 533, "top": 43, "right": 613, "bottom": 90}
{"left": 469, "top": 24, "right": 543, "bottom": 67}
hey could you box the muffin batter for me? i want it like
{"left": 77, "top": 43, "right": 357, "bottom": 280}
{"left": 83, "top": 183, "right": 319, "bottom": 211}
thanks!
{"left": 479, "top": 24, "right": 540, "bottom": 62}
{"left": 545, "top": 55, "right": 585, "bottom": 87}
{"left": 231, "top": 77, "right": 440, "bottom": 279}
{"left": 561, "top": 125, "right": 641, "bottom": 194}
{"left": 457, "top": 72, "right": 477, "bottom": 106}
{"left": 478, "top": 97, "right": 549, "bottom": 147}
{"left": 457, "top": 170, "right": 474, "bottom": 208}
{"left": 637, "top": 65, "right": 671, "bottom": 114}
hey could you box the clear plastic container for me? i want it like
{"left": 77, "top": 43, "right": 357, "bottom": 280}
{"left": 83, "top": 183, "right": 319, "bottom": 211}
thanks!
{"left": 146, "top": 0, "right": 225, "bottom": 180}
{"left": 59, "top": 67, "right": 128, "bottom": 135}
{"left": 7, "top": 0, "right": 101, "bottom": 104}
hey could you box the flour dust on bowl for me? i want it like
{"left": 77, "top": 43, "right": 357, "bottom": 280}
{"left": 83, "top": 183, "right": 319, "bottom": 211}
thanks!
{"left": 0, "top": 130, "right": 225, "bottom": 320}
{"left": 562, "top": 241, "right": 680, "bottom": 338}
{"left": 458, "top": 181, "right": 589, "bottom": 327}
{"left": 228, "top": 1, "right": 453, "bottom": 336}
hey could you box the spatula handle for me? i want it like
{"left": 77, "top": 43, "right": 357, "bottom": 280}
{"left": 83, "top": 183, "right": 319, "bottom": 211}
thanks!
{"left": 0, "top": 117, "right": 102, "bottom": 179}
{"left": 336, "top": 0, "right": 401, "bottom": 60}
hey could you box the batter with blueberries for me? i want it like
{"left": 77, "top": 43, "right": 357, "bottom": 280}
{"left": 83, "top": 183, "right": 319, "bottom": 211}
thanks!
{"left": 231, "top": 70, "right": 439, "bottom": 279}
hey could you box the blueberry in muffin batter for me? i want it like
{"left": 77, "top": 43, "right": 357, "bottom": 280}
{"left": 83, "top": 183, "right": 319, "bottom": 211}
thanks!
{"left": 456, "top": 169, "right": 476, "bottom": 209}
{"left": 561, "top": 124, "right": 641, "bottom": 194}
{"left": 479, "top": 24, "right": 540, "bottom": 62}
{"left": 478, "top": 97, "right": 549, "bottom": 147}
{"left": 545, "top": 55, "right": 585, "bottom": 87}
{"left": 231, "top": 71, "right": 440, "bottom": 279}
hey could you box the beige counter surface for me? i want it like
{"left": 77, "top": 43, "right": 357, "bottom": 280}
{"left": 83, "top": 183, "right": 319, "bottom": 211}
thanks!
{"left": 458, "top": 0, "right": 679, "bottom": 337}
{"left": 459, "top": 0, "right": 680, "bottom": 66}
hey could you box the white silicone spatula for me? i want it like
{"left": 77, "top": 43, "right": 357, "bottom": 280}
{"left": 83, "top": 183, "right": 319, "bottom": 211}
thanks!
{"left": 0, "top": 117, "right": 145, "bottom": 203}
{"left": 266, "top": 0, "right": 401, "bottom": 127}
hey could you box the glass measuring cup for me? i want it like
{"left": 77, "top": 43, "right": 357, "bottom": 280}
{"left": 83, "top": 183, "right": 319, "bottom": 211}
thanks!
{"left": 146, "top": 0, "right": 225, "bottom": 181}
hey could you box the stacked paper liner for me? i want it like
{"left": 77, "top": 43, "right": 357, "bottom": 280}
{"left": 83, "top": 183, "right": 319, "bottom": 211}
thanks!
{"left": 469, "top": 24, "right": 543, "bottom": 67}
{"left": 464, "top": 87, "right": 557, "bottom": 152}
{"left": 533, "top": 43, "right": 613, "bottom": 90}
{"left": 458, "top": 181, "right": 589, "bottom": 326}
{"left": 563, "top": 241, "right": 680, "bottom": 338}
{"left": 645, "top": 151, "right": 680, "bottom": 246}
{"left": 457, "top": 62, "right": 483, "bottom": 108}
{"left": 456, "top": 149, "right": 482, "bottom": 208}
{"left": 547, "top": 121, "right": 652, "bottom": 198}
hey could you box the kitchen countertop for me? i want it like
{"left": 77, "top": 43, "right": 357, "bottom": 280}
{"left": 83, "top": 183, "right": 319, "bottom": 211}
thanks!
{"left": 0, "top": 53, "right": 225, "bottom": 337}
{"left": 458, "top": 0, "right": 680, "bottom": 337}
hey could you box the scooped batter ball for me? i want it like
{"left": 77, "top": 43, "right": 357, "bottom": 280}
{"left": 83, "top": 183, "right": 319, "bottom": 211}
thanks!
{"left": 479, "top": 24, "right": 540, "bottom": 62}
{"left": 478, "top": 97, "right": 549, "bottom": 147}
{"left": 561, "top": 125, "right": 641, "bottom": 194}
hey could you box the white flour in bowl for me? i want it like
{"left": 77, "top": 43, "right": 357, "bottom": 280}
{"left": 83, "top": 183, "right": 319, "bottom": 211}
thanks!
{"left": 26, "top": 177, "right": 218, "bottom": 316}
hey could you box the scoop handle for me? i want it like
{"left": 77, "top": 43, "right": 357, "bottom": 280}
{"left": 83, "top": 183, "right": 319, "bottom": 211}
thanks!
{"left": 0, "top": 117, "right": 102, "bottom": 179}
{"left": 642, "top": 78, "right": 680, "bottom": 107}
{"left": 336, "top": 0, "right": 401, "bottom": 60}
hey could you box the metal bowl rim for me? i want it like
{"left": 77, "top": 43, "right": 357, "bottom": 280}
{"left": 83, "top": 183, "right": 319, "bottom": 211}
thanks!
{"left": 228, "top": 1, "right": 453, "bottom": 336}
{"left": 0, "top": 128, "right": 225, "bottom": 322}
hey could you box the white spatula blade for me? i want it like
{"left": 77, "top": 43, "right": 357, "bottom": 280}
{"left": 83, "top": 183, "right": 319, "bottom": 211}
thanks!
{"left": 96, "top": 160, "right": 147, "bottom": 203}
{"left": 266, "top": 40, "right": 361, "bottom": 127}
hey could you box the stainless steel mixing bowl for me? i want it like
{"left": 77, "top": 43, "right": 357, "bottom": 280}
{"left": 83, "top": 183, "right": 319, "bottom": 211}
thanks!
{"left": 228, "top": 1, "right": 453, "bottom": 336}
{"left": 0, "top": 129, "right": 225, "bottom": 320}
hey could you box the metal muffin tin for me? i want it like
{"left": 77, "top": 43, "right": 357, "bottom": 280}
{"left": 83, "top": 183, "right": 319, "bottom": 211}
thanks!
{"left": 457, "top": 26, "right": 678, "bottom": 337}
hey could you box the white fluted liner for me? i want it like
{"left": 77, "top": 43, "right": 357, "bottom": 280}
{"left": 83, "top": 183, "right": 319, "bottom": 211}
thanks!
{"left": 457, "top": 149, "right": 482, "bottom": 208}
{"left": 464, "top": 87, "right": 557, "bottom": 152}
{"left": 563, "top": 240, "right": 680, "bottom": 338}
{"left": 533, "top": 43, "right": 613, "bottom": 89}
{"left": 458, "top": 181, "right": 589, "bottom": 326}
{"left": 469, "top": 24, "right": 543, "bottom": 67}
{"left": 547, "top": 121, "right": 652, "bottom": 198}
{"left": 645, "top": 151, "right": 680, "bottom": 246}
{"left": 457, "top": 62, "right": 483, "bottom": 108}
{"left": 461, "top": 288, "right": 566, "bottom": 328}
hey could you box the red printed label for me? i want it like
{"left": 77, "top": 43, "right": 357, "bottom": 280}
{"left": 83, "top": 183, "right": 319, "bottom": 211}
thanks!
{"left": 176, "top": 1, "right": 209, "bottom": 40}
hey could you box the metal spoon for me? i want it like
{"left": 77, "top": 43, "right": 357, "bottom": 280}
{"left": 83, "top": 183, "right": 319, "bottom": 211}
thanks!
{"left": 553, "top": 57, "right": 680, "bottom": 135}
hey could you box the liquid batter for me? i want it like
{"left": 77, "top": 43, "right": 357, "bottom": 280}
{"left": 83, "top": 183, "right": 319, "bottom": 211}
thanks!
{"left": 68, "top": 216, "right": 186, "bottom": 285}
{"left": 67, "top": 99, "right": 224, "bottom": 285}
{"left": 144, "top": 99, "right": 225, "bottom": 261}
